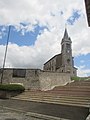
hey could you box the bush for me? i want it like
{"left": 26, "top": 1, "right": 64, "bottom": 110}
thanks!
{"left": 0, "top": 84, "right": 25, "bottom": 92}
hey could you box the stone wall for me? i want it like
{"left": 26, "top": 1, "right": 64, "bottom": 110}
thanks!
{"left": 39, "top": 71, "right": 71, "bottom": 91}
{"left": 0, "top": 68, "right": 40, "bottom": 90}
{"left": 0, "top": 68, "right": 71, "bottom": 91}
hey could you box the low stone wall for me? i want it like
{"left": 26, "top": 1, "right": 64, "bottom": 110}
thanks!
{"left": 0, "top": 69, "right": 40, "bottom": 90}
{"left": 0, "top": 68, "right": 71, "bottom": 91}
{"left": 39, "top": 71, "right": 71, "bottom": 91}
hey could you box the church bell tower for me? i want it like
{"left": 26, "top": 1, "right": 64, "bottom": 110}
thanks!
{"left": 61, "top": 28, "right": 73, "bottom": 73}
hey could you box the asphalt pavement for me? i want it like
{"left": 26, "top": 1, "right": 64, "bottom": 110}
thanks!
{"left": 0, "top": 99, "right": 89, "bottom": 120}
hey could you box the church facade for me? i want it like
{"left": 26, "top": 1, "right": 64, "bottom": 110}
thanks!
{"left": 43, "top": 28, "right": 77, "bottom": 76}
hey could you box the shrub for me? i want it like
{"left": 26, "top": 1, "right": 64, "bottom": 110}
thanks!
{"left": 0, "top": 84, "right": 25, "bottom": 92}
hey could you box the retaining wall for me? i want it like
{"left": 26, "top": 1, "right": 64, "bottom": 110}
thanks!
{"left": 39, "top": 71, "right": 71, "bottom": 90}
{"left": 0, "top": 68, "right": 71, "bottom": 91}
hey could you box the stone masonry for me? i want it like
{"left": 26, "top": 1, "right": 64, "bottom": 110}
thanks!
{"left": 0, "top": 68, "right": 71, "bottom": 91}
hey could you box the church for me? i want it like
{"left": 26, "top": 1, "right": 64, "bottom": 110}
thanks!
{"left": 43, "top": 28, "right": 77, "bottom": 76}
{"left": 0, "top": 28, "right": 77, "bottom": 90}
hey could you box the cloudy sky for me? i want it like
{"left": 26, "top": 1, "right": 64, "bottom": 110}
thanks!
{"left": 0, "top": 0, "right": 90, "bottom": 77}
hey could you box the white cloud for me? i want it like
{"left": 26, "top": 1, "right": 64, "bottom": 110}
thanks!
{"left": 0, "top": 0, "right": 90, "bottom": 77}
{"left": 0, "top": 0, "right": 84, "bottom": 25}
{"left": 0, "top": 35, "right": 60, "bottom": 69}
{"left": 77, "top": 65, "right": 90, "bottom": 77}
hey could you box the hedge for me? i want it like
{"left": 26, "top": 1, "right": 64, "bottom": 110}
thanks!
{"left": 0, "top": 84, "right": 25, "bottom": 92}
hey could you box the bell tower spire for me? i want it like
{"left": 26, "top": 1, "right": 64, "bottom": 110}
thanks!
{"left": 63, "top": 27, "right": 69, "bottom": 39}
{"left": 61, "top": 27, "right": 73, "bottom": 74}
{"left": 61, "top": 27, "right": 71, "bottom": 44}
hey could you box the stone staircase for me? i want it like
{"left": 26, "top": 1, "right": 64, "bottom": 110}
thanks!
{"left": 13, "top": 80, "right": 90, "bottom": 107}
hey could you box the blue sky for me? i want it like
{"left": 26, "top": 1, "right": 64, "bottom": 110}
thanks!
{"left": 0, "top": 25, "right": 47, "bottom": 46}
{"left": 67, "top": 10, "right": 81, "bottom": 25}
{"left": 0, "top": 0, "right": 90, "bottom": 77}
{"left": 74, "top": 54, "right": 90, "bottom": 76}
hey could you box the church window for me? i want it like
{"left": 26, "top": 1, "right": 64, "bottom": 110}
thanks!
{"left": 67, "top": 59, "right": 70, "bottom": 62}
{"left": 66, "top": 44, "right": 70, "bottom": 49}
{"left": 13, "top": 69, "right": 26, "bottom": 78}
{"left": 67, "top": 59, "right": 70, "bottom": 64}
{"left": 62, "top": 44, "right": 64, "bottom": 50}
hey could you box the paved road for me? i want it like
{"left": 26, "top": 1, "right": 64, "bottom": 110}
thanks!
{"left": 0, "top": 99, "right": 89, "bottom": 120}
{"left": 0, "top": 107, "right": 45, "bottom": 120}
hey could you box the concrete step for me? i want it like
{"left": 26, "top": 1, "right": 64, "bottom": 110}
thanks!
{"left": 30, "top": 98, "right": 90, "bottom": 105}
{"left": 53, "top": 86, "right": 90, "bottom": 91}
{"left": 15, "top": 90, "right": 90, "bottom": 98}
{"left": 48, "top": 91, "right": 90, "bottom": 96}
{"left": 16, "top": 92, "right": 90, "bottom": 98}
{"left": 15, "top": 92, "right": 90, "bottom": 100}
{"left": 14, "top": 96, "right": 90, "bottom": 102}
{"left": 13, "top": 96, "right": 90, "bottom": 107}
{"left": 14, "top": 96, "right": 90, "bottom": 103}
{"left": 67, "top": 81, "right": 90, "bottom": 86}
{"left": 13, "top": 91, "right": 90, "bottom": 108}
{"left": 15, "top": 94, "right": 90, "bottom": 100}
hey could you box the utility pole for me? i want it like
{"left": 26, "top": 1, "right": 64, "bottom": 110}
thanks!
{"left": 1, "top": 26, "right": 11, "bottom": 84}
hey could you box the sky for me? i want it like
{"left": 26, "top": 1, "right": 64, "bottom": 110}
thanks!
{"left": 0, "top": 0, "right": 90, "bottom": 77}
